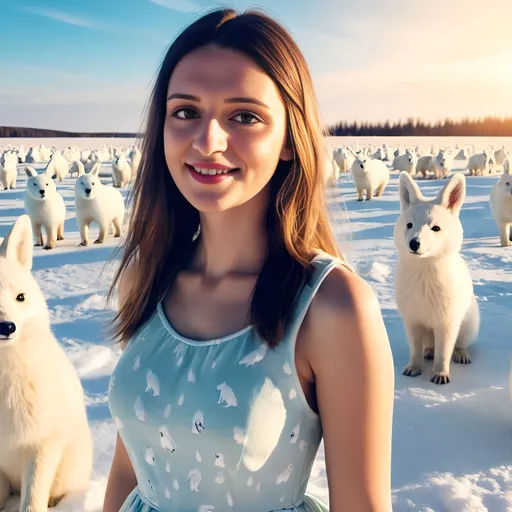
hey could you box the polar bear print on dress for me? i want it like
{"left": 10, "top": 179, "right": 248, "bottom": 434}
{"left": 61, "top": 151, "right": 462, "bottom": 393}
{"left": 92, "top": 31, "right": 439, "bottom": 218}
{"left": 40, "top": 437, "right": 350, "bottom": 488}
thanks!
{"left": 238, "top": 343, "right": 268, "bottom": 366}
{"left": 165, "top": 487, "right": 171, "bottom": 499}
{"left": 233, "top": 427, "right": 245, "bottom": 445}
{"left": 145, "top": 447, "right": 155, "bottom": 465}
{"left": 215, "top": 453, "right": 225, "bottom": 467}
{"left": 198, "top": 506, "right": 215, "bottom": 512}
{"left": 165, "top": 461, "right": 171, "bottom": 472}
{"left": 188, "top": 468, "right": 202, "bottom": 491}
{"left": 282, "top": 361, "right": 292, "bottom": 375}
{"left": 192, "top": 410, "right": 205, "bottom": 433}
{"left": 178, "top": 393, "right": 184, "bottom": 406}
{"left": 133, "top": 356, "right": 140, "bottom": 371}
{"left": 276, "top": 464, "right": 293, "bottom": 485}
{"left": 290, "top": 423, "right": 300, "bottom": 444}
{"left": 215, "top": 472, "right": 224, "bottom": 484}
{"left": 217, "top": 382, "right": 237, "bottom": 407}
{"left": 145, "top": 370, "right": 160, "bottom": 396}
{"left": 134, "top": 396, "right": 146, "bottom": 421}
{"left": 188, "top": 369, "right": 196, "bottom": 383}
{"left": 196, "top": 450, "right": 202, "bottom": 462}
{"left": 173, "top": 478, "right": 179, "bottom": 490}
{"left": 163, "top": 404, "right": 172, "bottom": 418}
{"left": 299, "top": 440, "right": 308, "bottom": 452}
{"left": 227, "top": 492, "right": 234, "bottom": 507}
{"left": 159, "top": 425, "right": 177, "bottom": 453}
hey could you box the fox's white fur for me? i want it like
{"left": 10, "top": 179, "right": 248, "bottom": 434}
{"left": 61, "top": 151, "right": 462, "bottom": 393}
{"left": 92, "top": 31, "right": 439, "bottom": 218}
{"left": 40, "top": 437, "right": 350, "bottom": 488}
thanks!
{"left": 69, "top": 159, "right": 85, "bottom": 178}
{"left": 350, "top": 155, "right": 389, "bottom": 201}
{"left": 75, "top": 162, "right": 125, "bottom": 246}
{"left": 0, "top": 153, "right": 17, "bottom": 190}
{"left": 23, "top": 167, "right": 66, "bottom": 250}
{"left": 0, "top": 215, "right": 92, "bottom": 511}
{"left": 490, "top": 159, "right": 512, "bottom": 246}
{"left": 393, "top": 172, "right": 480, "bottom": 384}
{"left": 468, "top": 151, "right": 493, "bottom": 176}
{"left": 44, "top": 152, "right": 69, "bottom": 182}
{"left": 416, "top": 151, "right": 453, "bottom": 179}
{"left": 393, "top": 149, "right": 418, "bottom": 176}
{"left": 111, "top": 154, "right": 132, "bottom": 188}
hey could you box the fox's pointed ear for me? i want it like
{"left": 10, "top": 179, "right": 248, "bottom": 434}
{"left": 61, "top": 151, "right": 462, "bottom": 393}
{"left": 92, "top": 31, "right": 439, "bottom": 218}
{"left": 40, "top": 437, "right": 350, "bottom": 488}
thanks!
{"left": 437, "top": 172, "right": 466, "bottom": 215}
{"left": 398, "top": 171, "right": 422, "bottom": 212}
{"left": 503, "top": 159, "right": 510, "bottom": 175}
{"left": 0, "top": 215, "right": 33, "bottom": 270}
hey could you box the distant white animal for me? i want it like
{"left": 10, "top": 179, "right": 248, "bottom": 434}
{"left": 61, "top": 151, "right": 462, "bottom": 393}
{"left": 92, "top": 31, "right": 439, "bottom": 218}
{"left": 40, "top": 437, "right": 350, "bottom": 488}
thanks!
{"left": 350, "top": 155, "right": 389, "bottom": 201}
{"left": 25, "top": 146, "right": 41, "bottom": 163}
{"left": 333, "top": 147, "right": 355, "bottom": 173}
{"left": 112, "top": 154, "right": 132, "bottom": 188}
{"left": 416, "top": 151, "right": 453, "bottom": 179}
{"left": 0, "top": 215, "right": 93, "bottom": 511}
{"left": 0, "top": 152, "right": 17, "bottom": 189}
{"left": 394, "top": 172, "right": 479, "bottom": 384}
{"left": 128, "top": 146, "right": 142, "bottom": 178}
{"left": 468, "top": 151, "right": 493, "bottom": 176}
{"left": 24, "top": 166, "right": 66, "bottom": 249}
{"left": 74, "top": 162, "right": 125, "bottom": 246}
{"left": 69, "top": 159, "right": 85, "bottom": 178}
{"left": 393, "top": 149, "right": 418, "bottom": 175}
{"left": 490, "top": 159, "right": 512, "bottom": 246}
{"left": 495, "top": 147, "right": 510, "bottom": 166}
{"left": 45, "top": 151, "right": 69, "bottom": 182}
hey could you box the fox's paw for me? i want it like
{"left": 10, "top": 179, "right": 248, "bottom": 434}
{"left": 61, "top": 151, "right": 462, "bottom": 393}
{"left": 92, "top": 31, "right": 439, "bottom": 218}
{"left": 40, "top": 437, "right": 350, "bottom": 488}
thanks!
{"left": 431, "top": 371, "right": 450, "bottom": 385}
{"left": 424, "top": 348, "right": 434, "bottom": 360}
{"left": 453, "top": 348, "right": 471, "bottom": 364}
{"left": 402, "top": 364, "right": 422, "bottom": 377}
{"left": 79, "top": 241, "right": 88, "bottom": 247}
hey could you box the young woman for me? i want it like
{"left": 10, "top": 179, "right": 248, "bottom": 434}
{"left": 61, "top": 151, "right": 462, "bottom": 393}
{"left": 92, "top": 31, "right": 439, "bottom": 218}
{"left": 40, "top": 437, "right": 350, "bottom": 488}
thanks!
{"left": 104, "top": 8, "right": 394, "bottom": 512}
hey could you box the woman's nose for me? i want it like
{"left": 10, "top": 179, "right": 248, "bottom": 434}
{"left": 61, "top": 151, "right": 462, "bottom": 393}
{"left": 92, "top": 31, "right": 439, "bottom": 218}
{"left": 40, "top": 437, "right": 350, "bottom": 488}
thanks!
{"left": 192, "top": 118, "right": 228, "bottom": 155}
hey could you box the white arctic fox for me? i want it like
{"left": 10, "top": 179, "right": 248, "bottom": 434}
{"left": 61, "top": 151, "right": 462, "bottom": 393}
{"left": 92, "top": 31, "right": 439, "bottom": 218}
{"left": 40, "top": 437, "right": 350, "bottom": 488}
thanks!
{"left": 350, "top": 155, "right": 389, "bottom": 201}
{"left": 490, "top": 159, "right": 512, "bottom": 246}
{"left": 393, "top": 172, "right": 480, "bottom": 384}
{"left": 0, "top": 215, "right": 92, "bottom": 511}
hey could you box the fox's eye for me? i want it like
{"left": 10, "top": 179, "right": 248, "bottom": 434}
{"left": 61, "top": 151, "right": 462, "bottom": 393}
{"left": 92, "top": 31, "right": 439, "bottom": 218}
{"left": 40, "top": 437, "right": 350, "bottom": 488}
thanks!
{"left": 432, "top": 226, "right": 441, "bottom": 232}
{"left": 506, "top": 182, "right": 510, "bottom": 186}
{"left": 16, "top": 293, "right": 25, "bottom": 302}
{"left": 406, "top": 222, "right": 413, "bottom": 229}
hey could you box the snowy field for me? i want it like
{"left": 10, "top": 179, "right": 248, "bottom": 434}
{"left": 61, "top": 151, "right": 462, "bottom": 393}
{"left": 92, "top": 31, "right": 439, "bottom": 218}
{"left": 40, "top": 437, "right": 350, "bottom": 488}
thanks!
{"left": 0, "top": 136, "right": 512, "bottom": 511}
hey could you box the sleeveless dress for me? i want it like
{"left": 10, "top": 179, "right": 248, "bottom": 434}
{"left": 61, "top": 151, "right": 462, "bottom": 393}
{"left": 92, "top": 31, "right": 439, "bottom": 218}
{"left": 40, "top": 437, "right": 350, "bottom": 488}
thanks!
{"left": 108, "top": 252, "right": 341, "bottom": 512}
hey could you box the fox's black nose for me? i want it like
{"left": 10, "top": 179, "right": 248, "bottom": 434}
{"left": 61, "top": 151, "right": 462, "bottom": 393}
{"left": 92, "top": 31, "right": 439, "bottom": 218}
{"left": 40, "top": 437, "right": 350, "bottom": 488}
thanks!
{"left": 85, "top": 188, "right": 91, "bottom": 195}
{"left": 0, "top": 321, "right": 16, "bottom": 337}
{"left": 409, "top": 238, "right": 420, "bottom": 252}
{"left": 39, "top": 190, "right": 45, "bottom": 196}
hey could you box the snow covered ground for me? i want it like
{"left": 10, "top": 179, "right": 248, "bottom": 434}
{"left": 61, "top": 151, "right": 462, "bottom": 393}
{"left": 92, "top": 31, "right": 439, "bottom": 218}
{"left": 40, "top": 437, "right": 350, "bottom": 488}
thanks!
{"left": 0, "top": 136, "right": 511, "bottom": 511}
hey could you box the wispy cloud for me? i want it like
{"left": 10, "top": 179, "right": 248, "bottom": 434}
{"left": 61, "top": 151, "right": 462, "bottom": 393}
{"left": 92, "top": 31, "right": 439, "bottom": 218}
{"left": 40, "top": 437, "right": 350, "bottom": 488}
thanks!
{"left": 148, "top": 0, "right": 203, "bottom": 13}
{"left": 19, "top": 6, "right": 96, "bottom": 28}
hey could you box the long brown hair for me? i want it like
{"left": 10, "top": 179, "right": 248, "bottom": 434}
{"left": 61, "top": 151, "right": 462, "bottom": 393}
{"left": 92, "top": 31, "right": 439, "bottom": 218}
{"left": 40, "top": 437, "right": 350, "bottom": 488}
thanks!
{"left": 108, "top": 7, "right": 342, "bottom": 347}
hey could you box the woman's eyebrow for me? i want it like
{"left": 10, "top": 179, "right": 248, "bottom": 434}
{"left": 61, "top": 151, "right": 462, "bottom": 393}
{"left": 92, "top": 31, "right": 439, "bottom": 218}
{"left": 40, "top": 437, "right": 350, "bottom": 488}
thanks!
{"left": 167, "top": 92, "right": 269, "bottom": 109}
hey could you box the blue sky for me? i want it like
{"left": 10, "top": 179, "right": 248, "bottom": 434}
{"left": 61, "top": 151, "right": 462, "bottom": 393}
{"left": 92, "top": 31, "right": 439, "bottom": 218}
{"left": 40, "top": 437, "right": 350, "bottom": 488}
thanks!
{"left": 2, "top": 0, "right": 512, "bottom": 131}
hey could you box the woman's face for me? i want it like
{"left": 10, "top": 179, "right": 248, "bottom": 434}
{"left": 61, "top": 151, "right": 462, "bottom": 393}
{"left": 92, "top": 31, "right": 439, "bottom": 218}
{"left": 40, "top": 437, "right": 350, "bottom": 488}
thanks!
{"left": 164, "top": 45, "right": 292, "bottom": 213}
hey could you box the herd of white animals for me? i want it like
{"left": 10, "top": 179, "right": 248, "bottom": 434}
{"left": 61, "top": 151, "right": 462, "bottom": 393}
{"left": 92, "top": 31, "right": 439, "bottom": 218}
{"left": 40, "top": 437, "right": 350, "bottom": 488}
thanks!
{"left": 0, "top": 139, "right": 510, "bottom": 510}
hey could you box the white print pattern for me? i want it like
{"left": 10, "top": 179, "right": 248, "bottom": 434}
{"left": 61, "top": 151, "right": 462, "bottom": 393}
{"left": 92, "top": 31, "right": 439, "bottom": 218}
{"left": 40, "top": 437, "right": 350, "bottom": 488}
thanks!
{"left": 145, "top": 370, "right": 160, "bottom": 396}
{"left": 256, "top": 482, "right": 261, "bottom": 491}
{"left": 215, "top": 453, "right": 225, "bottom": 467}
{"left": 217, "top": 382, "right": 238, "bottom": 407}
{"left": 163, "top": 404, "right": 172, "bottom": 418}
{"left": 177, "top": 356, "right": 184, "bottom": 367}
{"left": 178, "top": 394, "right": 184, "bottom": 406}
{"left": 108, "top": 376, "right": 116, "bottom": 392}
{"left": 282, "top": 361, "right": 292, "bottom": 375}
{"left": 211, "top": 359, "right": 217, "bottom": 369}
{"left": 233, "top": 427, "right": 245, "bottom": 445}
{"left": 133, "top": 356, "right": 140, "bottom": 371}
{"left": 227, "top": 492, "right": 234, "bottom": 507}
{"left": 299, "top": 440, "right": 308, "bottom": 452}
{"left": 173, "top": 478, "right": 179, "bottom": 490}
{"left": 165, "top": 487, "right": 171, "bottom": 499}
{"left": 247, "top": 477, "right": 253, "bottom": 487}
{"left": 196, "top": 450, "right": 202, "bottom": 462}
{"left": 114, "top": 416, "right": 124, "bottom": 429}
{"left": 280, "top": 494, "right": 285, "bottom": 503}
{"left": 159, "top": 426, "right": 177, "bottom": 453}
{"left": 192, "top": 410, "right": 205, "bottom": 433}
{"left": 289, "top": 389, "right": 297, "bottom": 400}
{"left": 144, "top": 447, "right": 155, "bottom": 465}
{"left": 188, "top": 468, "right": 202, "bottom": 491}
{"left": 290, "top": 423, "right": 300, "bottom": 444}
{"left": 134, "top": 396, "right": 145, "bottom": 421}
{"left": 198, "top": 507, "right": 215, "bottom": 512}
{"left": 276, "top": 464, "right": 293, "bottom": 485}
{"left": 215, "top": 472, "right": 224, "bottom": 484}
{"left": 188, "top": 369, "right": 196, "bottom": 383}
{"left": 238, "top": 343, "right": 268, "bottom": 366}
{"left": 165, "top": 461, "right": 171, "bottom": 472}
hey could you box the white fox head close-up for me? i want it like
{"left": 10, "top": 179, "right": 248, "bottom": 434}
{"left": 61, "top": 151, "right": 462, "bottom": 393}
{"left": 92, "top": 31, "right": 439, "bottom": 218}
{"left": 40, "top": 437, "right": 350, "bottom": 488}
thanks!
{"left": 0, "top": 215, "right": 49, "bottom": 346}
{"left": 394, "top": 171, "right": 466, "bottom": 259}
{"left": 75, "top": 162, "right": 102, "bottom": 200}
{"left": 24, "top": 166, "right": 58, "bottom": 201}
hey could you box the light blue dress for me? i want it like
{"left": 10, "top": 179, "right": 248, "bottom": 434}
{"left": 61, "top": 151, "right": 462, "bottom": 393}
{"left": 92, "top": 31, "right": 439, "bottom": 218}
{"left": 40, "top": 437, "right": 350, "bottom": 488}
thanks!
{"left": 108, "top": 252, "right": 340, "bottom": 512}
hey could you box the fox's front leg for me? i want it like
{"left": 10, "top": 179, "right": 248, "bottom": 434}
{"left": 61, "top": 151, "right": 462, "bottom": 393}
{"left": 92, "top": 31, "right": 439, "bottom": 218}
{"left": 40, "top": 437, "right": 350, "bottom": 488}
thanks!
{"left": 402, "top": 323, "right": 425, "bottom": 377}
{"left": 431, "top": 323, "right": 459, "bottom": 385}
{"left": 20, "top": 443, "right": 63, "bottom": 512}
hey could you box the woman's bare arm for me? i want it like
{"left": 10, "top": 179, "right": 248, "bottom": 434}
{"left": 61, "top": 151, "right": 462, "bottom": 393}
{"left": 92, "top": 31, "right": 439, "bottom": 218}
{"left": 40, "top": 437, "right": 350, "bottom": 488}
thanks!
{"left": 103, "top": 265, "right": 138, "bottom": 512}
{"left": 308, "top": 266, "right": 394, "bottom": 511}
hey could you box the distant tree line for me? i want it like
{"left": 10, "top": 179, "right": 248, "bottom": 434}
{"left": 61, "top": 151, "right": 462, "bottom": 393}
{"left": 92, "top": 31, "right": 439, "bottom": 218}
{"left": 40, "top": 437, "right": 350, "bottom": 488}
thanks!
{"left": 327, "top": 116, "right": 512, "bottom": 137}
{"left": 0, "top": 126, "right": 138, "bottom": 138}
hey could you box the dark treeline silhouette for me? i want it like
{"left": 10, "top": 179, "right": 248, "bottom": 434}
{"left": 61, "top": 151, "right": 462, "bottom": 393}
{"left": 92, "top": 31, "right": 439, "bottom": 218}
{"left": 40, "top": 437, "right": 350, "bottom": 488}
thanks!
{"left": 0, "top": 126, "right": 138, "bottom": 138}
{"left": 327, "top": 116, "right": 512, "bottom": 137}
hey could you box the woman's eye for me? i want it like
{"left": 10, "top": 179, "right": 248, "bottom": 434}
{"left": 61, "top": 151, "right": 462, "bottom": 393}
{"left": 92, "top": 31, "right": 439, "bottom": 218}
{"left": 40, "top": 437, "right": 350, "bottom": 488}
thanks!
{"left": 232, "top": 112, "right": 261, "bottom": 125}
{"left": 171, "top": 108, "right": 198, "bottom": 120}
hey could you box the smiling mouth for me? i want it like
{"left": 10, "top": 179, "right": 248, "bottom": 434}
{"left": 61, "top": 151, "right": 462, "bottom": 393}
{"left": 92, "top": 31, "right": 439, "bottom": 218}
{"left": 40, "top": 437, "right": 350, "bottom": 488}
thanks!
{"left": 186, "top": 164, "right": 239, "bottom": 176}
